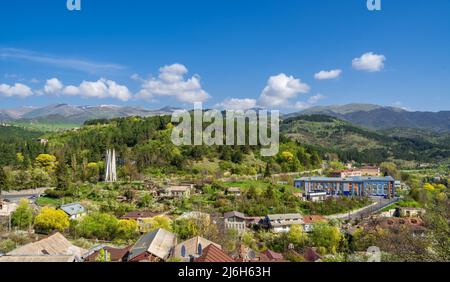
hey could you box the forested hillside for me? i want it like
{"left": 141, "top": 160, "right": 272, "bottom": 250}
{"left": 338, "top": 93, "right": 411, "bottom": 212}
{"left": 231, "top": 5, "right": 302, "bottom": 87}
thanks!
{"left": 281, "top": 115, "right": 450, "bottom": 164}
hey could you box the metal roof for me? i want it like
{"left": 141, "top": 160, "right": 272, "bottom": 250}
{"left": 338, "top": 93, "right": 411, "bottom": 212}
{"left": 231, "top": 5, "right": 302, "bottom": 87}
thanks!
{"left": 128, "top": 228, "right": 177, "bottom": 261}
{"left": 295, "top": 176, "right": 395, "bottom": 182}
{"left": 60, "top": 203, "right": 85, "bottom": 216}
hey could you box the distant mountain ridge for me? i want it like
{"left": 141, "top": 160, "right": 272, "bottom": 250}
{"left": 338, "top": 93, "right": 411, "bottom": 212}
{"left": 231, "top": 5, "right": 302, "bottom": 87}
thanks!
{"left": 0, "top": 104, "right": 181, "bottom": 124}
{"left": 285, "top": 104, "right": 450, "bottom": 132}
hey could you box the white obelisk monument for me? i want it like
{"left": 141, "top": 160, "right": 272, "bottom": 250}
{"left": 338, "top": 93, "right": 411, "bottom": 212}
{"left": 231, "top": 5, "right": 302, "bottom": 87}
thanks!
{"left": 105, "top": 149, "right": 117, "bottom": 182}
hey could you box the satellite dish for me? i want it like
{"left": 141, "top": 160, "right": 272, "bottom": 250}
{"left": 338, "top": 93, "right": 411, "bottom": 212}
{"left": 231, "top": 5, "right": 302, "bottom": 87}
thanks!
{"left": 248, "top": 250, "right": 256, "bottom": 260}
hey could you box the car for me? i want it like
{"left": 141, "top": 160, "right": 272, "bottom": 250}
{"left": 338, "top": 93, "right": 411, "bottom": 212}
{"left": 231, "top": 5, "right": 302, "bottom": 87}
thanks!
{"left": 28, "top": 195, "right": 38, "bottom": 200}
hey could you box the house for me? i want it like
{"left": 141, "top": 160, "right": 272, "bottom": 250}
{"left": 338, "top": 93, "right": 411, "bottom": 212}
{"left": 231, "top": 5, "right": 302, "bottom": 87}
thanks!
{"left": 302, "top": 215, "right": 327, "bottom": 232}
{"left": 264, "top": 213, "right": 303, "bottom": 233}
{"left": 223, "top": 211, "right": 247, "bottom": 233}
{"left": 173, "top": 236, "right": 221, "bottom": 262}
{"left": 378, "top": 217, "right": 426, "bottom": 234}
{"left": 60, "top": 203, "right": 86, "bottom": 220}
{"left": 359, "top": 166, "right": 381, "bottom": 176}
{"left": 83, "top": 245, "right": 131, "bottom": 262}
{"left": 307, "top": 191, "right": 328, "bottom": 202}
{"left": 177, "top": 211, "right": 211, "bottom": 223}
{"left": 0, "top": 200, "right": 18, "bottom": 217}
{"left": 331, "top": 169, "right": 363, "bottom": 178}
{"left": 193, "top": 244, "right": 235, "bottom": 263}
{"left": 259, "top": 249, "right": 287, "bottom": 262}
{"left": 161, "top": 185, "right": 194, "bottom": 199}
{"left": 127, "top": 228, "right": 177, "bottom": 262}
{"left": 6, "top": 232, "right": 86, "bottom": 260}
{"left": 0, "top": 255, "right": 79, "bottom": 262}
{"left": 121, "top": 211, "right": 161, "bottom": 221}
{"left": 121, "top": 211, "right": 165, "bottom": 233}
{"left": 35, "top": 138, "right": 49, "bottom": 145}
{"left": 303, "top": 247, "right": 322, "bottom": 262}
{"left": 398, "top": 207, "right": 425, "bottom": 218}
{"left": 226, "top": 187, "right": 241, "bottom": 197}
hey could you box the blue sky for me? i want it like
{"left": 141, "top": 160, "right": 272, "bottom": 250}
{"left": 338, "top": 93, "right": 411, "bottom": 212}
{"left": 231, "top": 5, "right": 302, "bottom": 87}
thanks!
{"left": 0, "top": 0, "right": 449, "bottom": 112}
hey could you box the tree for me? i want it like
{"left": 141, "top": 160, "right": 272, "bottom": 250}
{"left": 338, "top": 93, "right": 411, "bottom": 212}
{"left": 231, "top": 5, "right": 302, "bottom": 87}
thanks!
{"left": 287, "top": 224, "right": 307, "bottom": 248}
{"left": 0, "top": 167, "right": 8, "bottom": 195}
{"left": 75, "top": 212, "right": 119, "bottom": 240}
{"left": 95, "top": 248, "right": 111, "bottom": 262}
{"left": 309, "top": 222, "right": 343, "bottom": 254}
{"left": 34, "top": 207, "right": 70, "bottom": 233}
{"left": 11, "top": 199, "right": 33, "bottom": 230}
{"left": 264, "top": 162, "right": 272, "bottom": 178}
{"left": 172, "top": 218, "right": 198, "bottom": 240}
{"left": 116, "top": 219, "right": 139, "bottom": 240}
{"left": 55, "top": 161, "right": 70, "bottom": 190}
{"left": 380, "top": 162, "right": 398, "bottom": 178}
{"left": 86, "top": 162, "right": 100, "bottom": 183}
{"left": 35, "top": 154, "right": 57, "bottom": 172}
{"left": 142, "top": 216, "right": 172, "bottom": 233}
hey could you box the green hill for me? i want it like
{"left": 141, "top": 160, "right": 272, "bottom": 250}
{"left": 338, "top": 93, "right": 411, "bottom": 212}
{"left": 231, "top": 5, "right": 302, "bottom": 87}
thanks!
{"left": 280, "top": 115, "right": 450, "bottom": 164}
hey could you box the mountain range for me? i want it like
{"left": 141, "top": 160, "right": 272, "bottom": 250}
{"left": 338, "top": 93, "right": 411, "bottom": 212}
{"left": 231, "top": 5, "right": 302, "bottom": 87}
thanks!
{"left": 0, "top": 104, "right": 180, "bottom": 125}
{"left": 1, "top": 103, "right": 449, "bottom": 133}
{"left": 286, "top": 104, "right": 450, "bottom": 133}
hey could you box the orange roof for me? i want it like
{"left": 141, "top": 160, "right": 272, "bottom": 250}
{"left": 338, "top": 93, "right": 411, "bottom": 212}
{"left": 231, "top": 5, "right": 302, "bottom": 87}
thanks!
{"left": 303, "top": 215, "right": 327, "bottom": 224}
{"left": 194, "top": 244, "right": 235, "bottom": 263}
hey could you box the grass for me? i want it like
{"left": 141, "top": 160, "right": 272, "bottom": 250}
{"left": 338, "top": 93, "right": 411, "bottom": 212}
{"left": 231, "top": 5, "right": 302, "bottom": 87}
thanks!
{"left": 35, "top": 196, "right": 60, "bottom": 207}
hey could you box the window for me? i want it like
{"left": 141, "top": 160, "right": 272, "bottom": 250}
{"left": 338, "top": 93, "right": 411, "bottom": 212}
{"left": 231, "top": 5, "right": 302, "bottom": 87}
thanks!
{"left": 181, "top": 245, "right": 186, "bottom": 257}
{"left": 198, "top": 243, "right": 203, "bottom": 255}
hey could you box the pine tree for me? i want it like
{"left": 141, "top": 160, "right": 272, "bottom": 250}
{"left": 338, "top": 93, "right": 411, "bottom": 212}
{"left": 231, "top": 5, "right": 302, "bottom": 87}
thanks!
{"left": 0, "top": 167, "right": 8, "bottom": 196}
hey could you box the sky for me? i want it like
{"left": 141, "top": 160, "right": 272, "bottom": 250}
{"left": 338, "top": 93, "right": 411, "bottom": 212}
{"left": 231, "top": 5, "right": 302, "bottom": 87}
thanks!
{"left": 0, "top": 0, "right": 449, "bottom": 112}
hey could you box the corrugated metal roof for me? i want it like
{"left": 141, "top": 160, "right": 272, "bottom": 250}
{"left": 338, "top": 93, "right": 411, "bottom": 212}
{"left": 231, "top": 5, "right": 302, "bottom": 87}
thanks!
{"left": 128, "top": 228, "right": 177, "bottom": 261}
{"left": 60, "top": 203, "right": 85, "bottom": 216}
{"left": 7, "top": 233, "right": 86, "bottom": 258}
{"left": 0, "top": 255, "right": 76, "bottom": 262}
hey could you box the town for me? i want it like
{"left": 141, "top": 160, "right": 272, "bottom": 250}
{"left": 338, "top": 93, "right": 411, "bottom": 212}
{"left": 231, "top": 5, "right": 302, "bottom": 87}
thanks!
{"left": 1, "top": 144, "right": 446, "bottom": 263}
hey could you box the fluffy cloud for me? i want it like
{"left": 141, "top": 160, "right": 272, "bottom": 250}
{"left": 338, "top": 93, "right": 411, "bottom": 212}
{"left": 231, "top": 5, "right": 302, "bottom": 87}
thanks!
{"left": 44, "top": 78, "right": 64, "bottom": 94}
{"left": 63, "top": 79, "right": 132, "bottom": 101}
{"left": 0, "top": 83, "right": 33, "bottom": 97}
{"left": 258, "top": 73, "right": 310, "bottom": 108}
{"left": 216, "top": 98, "right": 258, "bottom": 110}
{"left": 136, "top": 63, "right": 210, "bottom": 103}
{"left": 314, "top": 69, "right": 342, "bottom": 80}
{"left": 352, "top": 52, "right": 386, "bottom": 72}
{"left": 293, "top": 94, "right": 325, "bottom": 110}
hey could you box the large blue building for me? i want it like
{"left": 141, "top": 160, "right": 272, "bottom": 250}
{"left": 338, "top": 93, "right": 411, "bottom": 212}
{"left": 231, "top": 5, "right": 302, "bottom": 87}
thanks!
{"left": 294, "top": 176, "right": 395, "bottom": 198}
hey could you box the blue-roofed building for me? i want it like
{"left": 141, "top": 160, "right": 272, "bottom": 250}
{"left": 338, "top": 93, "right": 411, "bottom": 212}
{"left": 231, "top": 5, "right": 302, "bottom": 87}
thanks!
{"left": 294, "top": 176, "right": 395, "bottom": 198}
{"left": 60, "top": 203, "right": 86, "bottom": 220}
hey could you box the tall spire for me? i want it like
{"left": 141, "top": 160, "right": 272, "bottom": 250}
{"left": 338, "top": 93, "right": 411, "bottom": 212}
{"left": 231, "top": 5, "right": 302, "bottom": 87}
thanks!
{"left": 105, "top": 149, "right": 117, "bottom": 182}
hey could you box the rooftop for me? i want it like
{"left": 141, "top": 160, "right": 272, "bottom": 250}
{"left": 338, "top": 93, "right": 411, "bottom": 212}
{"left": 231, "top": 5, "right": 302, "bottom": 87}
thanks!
{"left": 194, "top": 244, "right": 235, "bottom": 263}
{"left": 295, "top": 176, "right": 394, "bottom": 182}
{"left": 7, "top": 232, "right": 86, "bottom": 258}
{"left": 128, "top": 228, "right": 177, "bottom": 261}
{"left": 224, "top": 211, "right": 246, "bottom": 219}
{"left": 60, "top": 203, "right": 85, "bottom": 216}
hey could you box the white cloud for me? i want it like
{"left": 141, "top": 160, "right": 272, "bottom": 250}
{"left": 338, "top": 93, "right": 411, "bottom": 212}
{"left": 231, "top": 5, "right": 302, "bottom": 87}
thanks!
{"left": 293, "top": 94, "right": 325, "bottom": 110}
{"left": 352, "top": 52, "right": 386, "bottom": 72}
{"left": 259, "top": 73, "right": 310, "bottom": 108}
{"left": 314, "top": 69, "right": 342, "bottom": 80}
{"left": 44, "top": 78, "right": 64, "bottom": 94}
{"left": 136, "top": 63, "right": 210, "bottom": 103}
{"left": 0, "top": 83, "right": 33, "bottom": 98}
{"left": 63, "top": 79, "right": 132, "bottom": 101}
{"left": 0, "top": 48, "right": 125, "bottom": 74}
{"left": 216, "top": 98, "right": 258, "bottom": 110}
